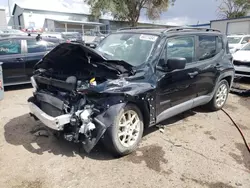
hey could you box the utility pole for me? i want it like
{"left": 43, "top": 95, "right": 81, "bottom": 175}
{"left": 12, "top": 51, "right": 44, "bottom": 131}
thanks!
{"left": 8, "top": 0, "right": 11, "bottom": 17}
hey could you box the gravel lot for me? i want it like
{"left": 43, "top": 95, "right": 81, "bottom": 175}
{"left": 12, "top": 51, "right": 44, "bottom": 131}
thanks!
{"left": 0, "top": 85, "right": 250, "bottom": 188}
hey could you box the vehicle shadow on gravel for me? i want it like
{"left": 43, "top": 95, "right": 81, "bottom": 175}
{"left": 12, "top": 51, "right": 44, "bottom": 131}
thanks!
{"left": 4, "top": 84, "right": 32, "bottom": 91}
{"left": 4, "top": 113, "right": 114, "bottom": 160}
{"left": 4, "top": 110, "right": 200, "bottom": 160}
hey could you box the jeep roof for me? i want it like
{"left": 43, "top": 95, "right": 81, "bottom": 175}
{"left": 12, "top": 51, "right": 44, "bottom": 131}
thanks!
{"left": 115, "top": 26, "right": 222, "bottom": 36}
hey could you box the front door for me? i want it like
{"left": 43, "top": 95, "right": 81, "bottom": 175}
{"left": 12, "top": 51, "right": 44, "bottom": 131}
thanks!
{"left": 156, "top": 35, "right": 198, "bottom": 121}
{"left": 0, "top": 39, "right": 26, "bottom": 85}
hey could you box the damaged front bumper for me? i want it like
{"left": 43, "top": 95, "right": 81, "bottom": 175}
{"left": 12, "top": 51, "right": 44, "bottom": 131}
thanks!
{"left": 28, "top": 101, "right": 71, "bottom": 131}
{"left": 28, "top": 94, "right": 126, "bottom": 153}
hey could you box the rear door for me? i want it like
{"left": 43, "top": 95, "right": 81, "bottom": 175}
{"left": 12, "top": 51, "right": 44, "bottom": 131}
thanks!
{"left": 0, "top": 39, "right": 26, "bottom": 85}
{"left": 24, "top": 39, "right": 58, "bottom": 78}
{"left": 193, "top": 35, "right": 223, "bottom": 98}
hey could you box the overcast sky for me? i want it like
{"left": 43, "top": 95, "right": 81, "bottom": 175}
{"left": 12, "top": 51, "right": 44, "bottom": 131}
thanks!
{"left": 0, "top": 0, "right": 221, "bottom": 25}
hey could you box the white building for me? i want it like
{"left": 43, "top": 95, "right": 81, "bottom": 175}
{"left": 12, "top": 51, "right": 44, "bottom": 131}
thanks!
{"left": 10, "top": 3, "right": 176, "bottom": 34}
{"left": 210, "top": 16, "right": 250, "bottom": 35}
{"left": 11, "top": 3, "right": 104, "bottom": 33}
{"left": 0, "top": 8, "right": 7, "bottom": 29}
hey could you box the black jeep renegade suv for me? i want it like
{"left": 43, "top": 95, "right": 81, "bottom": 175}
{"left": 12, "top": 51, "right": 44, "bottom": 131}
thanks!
{"left": 28, "top": 27, "right": 235, "bottom": 156}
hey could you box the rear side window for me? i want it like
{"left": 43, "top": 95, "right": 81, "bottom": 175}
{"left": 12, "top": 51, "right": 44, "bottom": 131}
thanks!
{"left": 198, "top": 36, "right": 216, "bottom": 61}
{"left": 217, "top": 36, "right": 223, "bottom": 52}
{"left": 0, "top": 39, "right": 21, "bottom": 55}
{"left": 27, "top": 40, "right": 57, "bottom": 53}
{"left": 198, "top": 35, "right": 223, "bottom": 61}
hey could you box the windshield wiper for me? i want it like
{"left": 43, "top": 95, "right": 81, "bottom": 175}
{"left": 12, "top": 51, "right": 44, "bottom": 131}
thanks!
{"left": 100, "top": 61, "right": 123, "bottom": 74}
{"left": 101, "top": 60, "right": 135, "bottom": 75}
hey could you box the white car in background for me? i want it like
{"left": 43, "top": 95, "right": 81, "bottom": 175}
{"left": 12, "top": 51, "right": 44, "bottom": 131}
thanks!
{"left": 227, "top": 34, "right": 250, "bottom": 54}
{"left": 232, "top": 42, "right": 250, "bottom": 77}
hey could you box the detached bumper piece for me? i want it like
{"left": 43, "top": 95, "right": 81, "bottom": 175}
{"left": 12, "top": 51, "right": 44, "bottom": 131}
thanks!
{"left": 28, "top": 101, "right": 71, "bottom": 130}
{"left": 230, "top": 82, "right": 250, "bottom": 97}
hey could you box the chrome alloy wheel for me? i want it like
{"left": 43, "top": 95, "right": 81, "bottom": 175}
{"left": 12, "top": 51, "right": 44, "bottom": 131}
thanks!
{"left": 118, "top": 110, "right": 141, "bottom": 148}
{"left": 216, "top": 83, "right": 228, "bottom": 107}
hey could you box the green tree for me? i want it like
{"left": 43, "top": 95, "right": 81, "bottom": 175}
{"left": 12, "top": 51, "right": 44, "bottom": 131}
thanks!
{"left": 218, "top": 0, "right": 250, "bottom": 19}
{"left": 85, "top": 0, "right": 176, "bottom": 26}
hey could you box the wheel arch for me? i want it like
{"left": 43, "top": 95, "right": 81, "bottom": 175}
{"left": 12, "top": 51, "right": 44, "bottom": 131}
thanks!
{"left": 127, "top": 100, "right": 151, "bottom": 129}
{"left": 220, "top": 75, "right": 233, "bottom": 88}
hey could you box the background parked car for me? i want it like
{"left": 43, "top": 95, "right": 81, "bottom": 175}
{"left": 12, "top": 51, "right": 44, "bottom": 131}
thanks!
{"left": 227, "top": 34, "right": 250, "bottom": 53}
{"left": 0, "top": 29, "right": 27, "bottom": 38}
{"left": 232, "top": 42, "right": 250, "bottom": 78}
{"left": 61, "top": 32, "right": 84, "bottom": 44}
{"left": 0, "top": 36, "right": 60, "bottom": 86}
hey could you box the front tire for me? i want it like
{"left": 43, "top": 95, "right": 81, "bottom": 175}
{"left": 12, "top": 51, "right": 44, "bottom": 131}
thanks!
{"left": 103, "top": 104, "right": 144, "bottom": 157}
{"left": 207, "top": 80, "right": 229, "bottom": 111}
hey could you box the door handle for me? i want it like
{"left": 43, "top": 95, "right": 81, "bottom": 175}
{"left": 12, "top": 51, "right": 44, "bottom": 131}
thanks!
{"left": 188, "top": 71, "right": 198, "bottom": 78}
{"left": 214, "top": 64, "right": 222, "bottom": 69}
{"left": 15, "top": 58, "right": 24, "bottom": 62}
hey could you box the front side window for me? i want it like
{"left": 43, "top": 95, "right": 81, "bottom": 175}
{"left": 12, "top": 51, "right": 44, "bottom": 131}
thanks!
{"left": 166, "top": 36, "right": 195, "bottom": 64}
{"left": 95, "top": 33, "right": 159, "bottom": 66}
{"left": 0, "top": 39, "right": 21, "bottom": 55}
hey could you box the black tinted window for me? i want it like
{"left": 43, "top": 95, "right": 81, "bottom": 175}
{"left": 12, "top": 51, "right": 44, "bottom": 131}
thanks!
{"left": 0, "top": 39, "right": 21, "bottom": 55}
{"left": 198, "top": 36, "right": 216, "bottom": 60}
{"left": 27, "top": 40, "right": 57, "bottom": 53}
{"left": 166, "top": 36, "right": 195, "bottom": 64}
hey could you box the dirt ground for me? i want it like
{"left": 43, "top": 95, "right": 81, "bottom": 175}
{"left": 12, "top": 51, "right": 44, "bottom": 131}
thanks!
{"left": 0, "top": 85, "right": 250, "bottom": 188}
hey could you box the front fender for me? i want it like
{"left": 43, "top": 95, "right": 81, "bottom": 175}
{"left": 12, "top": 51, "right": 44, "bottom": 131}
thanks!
{"left": 82, "top": 102, "right": 126, "bottom": 153}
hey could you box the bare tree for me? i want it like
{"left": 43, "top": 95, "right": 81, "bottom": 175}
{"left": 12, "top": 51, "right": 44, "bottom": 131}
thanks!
{"left": 217, "top": 0, "right": 250, "bottom": 19}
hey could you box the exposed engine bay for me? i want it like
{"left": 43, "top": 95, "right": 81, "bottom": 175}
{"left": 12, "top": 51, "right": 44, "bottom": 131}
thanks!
{"left": 28, "top": 43, "right": 155, "bottom": 152}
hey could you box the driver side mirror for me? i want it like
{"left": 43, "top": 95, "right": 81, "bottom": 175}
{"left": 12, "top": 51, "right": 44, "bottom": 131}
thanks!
{"left": 158, "top": 57, "right": 187, "bottom": 71}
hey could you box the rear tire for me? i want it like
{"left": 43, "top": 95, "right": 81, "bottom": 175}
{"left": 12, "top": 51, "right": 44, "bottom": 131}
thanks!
{"left": 207, "top": 79, "right": 229, "bottom": 111}
{"left": 102, "top": 104, "right": 144, "bottom": 157}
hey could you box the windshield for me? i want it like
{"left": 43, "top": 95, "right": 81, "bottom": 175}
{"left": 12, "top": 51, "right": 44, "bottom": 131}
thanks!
{"left": 227, "top": 36, "right": 242, "bottom": 44}
{"left": 95, "top": 33, "right": 158, "bottom": 66}
{"left": 241, "top": 43, "right": 250, "bottom": 51}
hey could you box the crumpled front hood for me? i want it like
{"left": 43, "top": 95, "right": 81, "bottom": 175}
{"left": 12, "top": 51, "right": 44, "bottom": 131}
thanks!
{"left": 35, "top": 42, "right": 134, "bottom": 75}
{"left": 77, "top": 66, "right": 156, "bottom": 96}
{"left": 91, "top": 78, "right": 155, "bottom": 96}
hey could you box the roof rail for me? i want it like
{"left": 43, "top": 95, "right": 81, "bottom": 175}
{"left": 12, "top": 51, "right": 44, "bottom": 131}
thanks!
{"left": 228, "top": 33, "right": 246, "bottom": 35}
{"left": 163, "top": 27, "right": 221, "bottom": 33}
{"left": 117, "top": 26, "right": 169, "bottom": 31}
